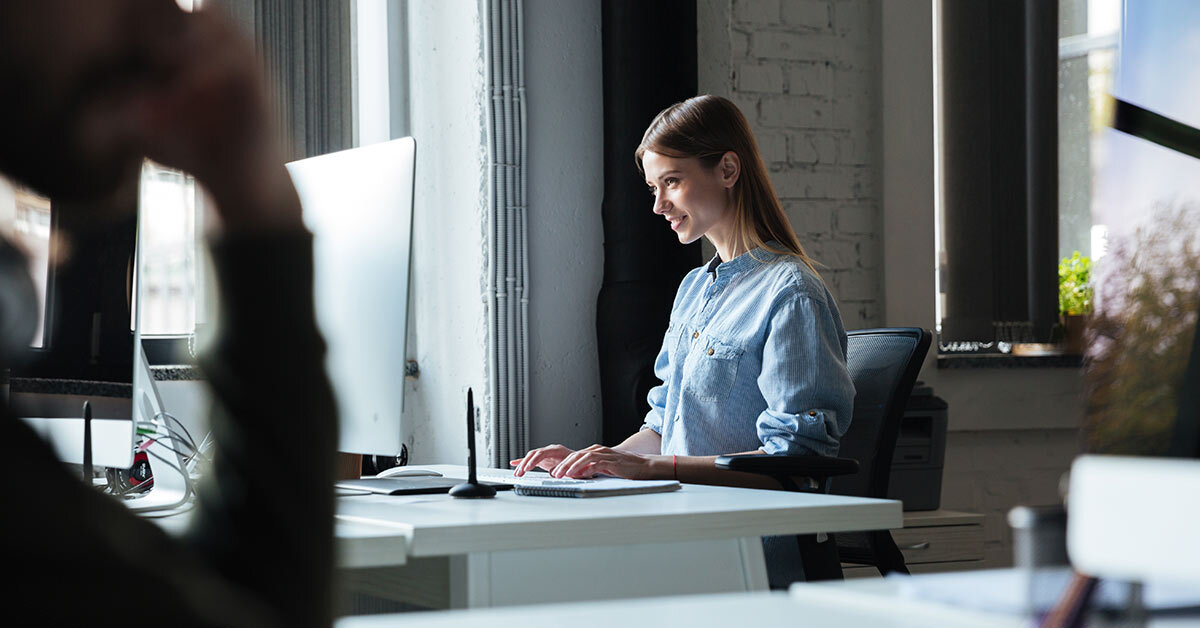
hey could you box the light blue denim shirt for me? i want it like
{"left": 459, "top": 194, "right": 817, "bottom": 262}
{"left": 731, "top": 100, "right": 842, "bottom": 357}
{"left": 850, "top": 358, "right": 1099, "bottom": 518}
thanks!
{"left": 642, "top": 245, "right": 854, "bottom": 457}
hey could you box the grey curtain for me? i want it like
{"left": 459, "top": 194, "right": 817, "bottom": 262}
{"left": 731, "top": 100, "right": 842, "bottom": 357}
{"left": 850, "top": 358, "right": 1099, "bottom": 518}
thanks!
{"left": 937, "top": 0, "right": 1059, "bottom": 344}
{"left": 213, "top": 0, "right": 354, "bottom": 160}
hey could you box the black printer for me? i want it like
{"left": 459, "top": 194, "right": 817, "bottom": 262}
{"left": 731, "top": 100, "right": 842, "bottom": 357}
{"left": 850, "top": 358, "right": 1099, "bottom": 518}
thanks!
{"left": 885, "top": 381, "right": 948, "bottom": 511}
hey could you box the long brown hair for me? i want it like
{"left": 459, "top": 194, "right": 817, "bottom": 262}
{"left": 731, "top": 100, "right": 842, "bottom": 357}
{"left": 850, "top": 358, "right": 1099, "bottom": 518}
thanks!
{"left": 635, "top": 95, "right": 817, "bottom": 273}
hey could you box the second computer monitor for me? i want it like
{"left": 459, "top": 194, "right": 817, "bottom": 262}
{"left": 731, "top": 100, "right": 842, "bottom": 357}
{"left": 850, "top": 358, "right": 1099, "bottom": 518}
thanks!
{"left": 286, "top": 137, "right": 416, "bottom": 456}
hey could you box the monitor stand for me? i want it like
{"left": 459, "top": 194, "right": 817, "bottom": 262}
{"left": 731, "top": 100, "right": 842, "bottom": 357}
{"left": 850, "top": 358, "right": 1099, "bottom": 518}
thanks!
{"left": 125, "top": 390, "right": 194, "bottom": 514}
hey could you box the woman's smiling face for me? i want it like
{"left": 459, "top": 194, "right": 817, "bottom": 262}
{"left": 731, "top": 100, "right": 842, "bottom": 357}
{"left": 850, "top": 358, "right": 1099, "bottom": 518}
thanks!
{"left": 642, "top": 150, "right": 737, "bottom": 247}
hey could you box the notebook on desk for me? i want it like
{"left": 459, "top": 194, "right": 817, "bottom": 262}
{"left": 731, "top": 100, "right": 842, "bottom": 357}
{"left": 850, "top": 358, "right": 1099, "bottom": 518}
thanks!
{"left": 511, "top": 477, "right": 681, "bottom": 498}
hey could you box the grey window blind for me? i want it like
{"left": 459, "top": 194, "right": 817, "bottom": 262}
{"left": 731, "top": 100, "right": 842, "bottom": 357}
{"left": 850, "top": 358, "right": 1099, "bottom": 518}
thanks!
{"left": 938, "top": 0, "right": 1059, "bottom": 345}
{"left": 213, "top": 0, "right": 354, "bottom": 161}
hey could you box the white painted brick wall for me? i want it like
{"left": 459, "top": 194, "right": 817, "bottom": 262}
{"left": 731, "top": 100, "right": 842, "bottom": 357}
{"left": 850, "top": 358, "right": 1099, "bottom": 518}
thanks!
{"left": 784, "top": 200, "right": 833, "bottom": 235}
{"left": 700, "top": 0, "right": 881, "bottom": 330}
{"left": 782, "top": 0, "right": 831, "bottom": 30}
{"left": 756, "top": 131, "right": 788, "bottom": 163}
{"left": 734, "top": 0, "right": 781, "bottom": 25}
{"left": 786, "top": 62, "right": 833, "bottom": 96}
{"left": 737, "top": 62, "right": 785, "bottom": 93}
{"left": 940, "top": 429, "right": 1078, "bottom": 568}
{"left": 788, "top": 132, "right": 837, "bottom": 165}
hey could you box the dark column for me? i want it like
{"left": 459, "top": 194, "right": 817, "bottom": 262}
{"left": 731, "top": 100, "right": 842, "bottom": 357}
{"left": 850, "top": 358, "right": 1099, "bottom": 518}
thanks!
{"left": 598, "top": 0, "right": 702, "bottom": 445}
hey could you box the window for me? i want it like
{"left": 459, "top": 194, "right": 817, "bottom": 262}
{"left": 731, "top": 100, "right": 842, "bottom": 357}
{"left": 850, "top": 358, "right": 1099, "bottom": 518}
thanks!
{"left": 935, "top": 0, "right": 1059, "bottom": 350}
{"left": 0, "top": 179, "right": 52, "bottom": 348}
{"left": 121, "top": 0, "right": 210, "bottom": 363}
{"left": 934, "top": 0, "right": 1122, "bottom": 354}
{"left": 134, "top": 162, "right": 206, "bottom": 340}
{"left": 1058, "top": 0, "right": 1122, "bottom": 263}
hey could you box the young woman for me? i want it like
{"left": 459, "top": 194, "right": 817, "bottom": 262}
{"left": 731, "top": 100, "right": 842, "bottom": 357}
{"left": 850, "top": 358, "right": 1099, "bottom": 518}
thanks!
{"left": 511, "top": 95, "right": 854, "bottom": 488}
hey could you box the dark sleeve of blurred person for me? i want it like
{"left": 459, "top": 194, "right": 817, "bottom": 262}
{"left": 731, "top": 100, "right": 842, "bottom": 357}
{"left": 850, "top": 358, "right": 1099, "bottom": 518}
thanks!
{"left": 0, "top": 234, "right": 337, "bottom": 627}
{"left": 0, "top": 2, "right": 337, "bottom": 626}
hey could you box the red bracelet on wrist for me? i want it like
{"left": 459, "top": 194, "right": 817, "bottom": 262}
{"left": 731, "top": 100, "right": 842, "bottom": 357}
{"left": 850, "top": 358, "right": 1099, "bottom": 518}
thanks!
{"left": 672, "top": 455, "right": 678, "bottom": 480}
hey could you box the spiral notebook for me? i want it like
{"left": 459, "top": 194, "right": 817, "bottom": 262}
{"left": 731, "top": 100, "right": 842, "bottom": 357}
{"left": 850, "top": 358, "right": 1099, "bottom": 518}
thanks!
{"left": 511, "top": 477, "right": 681, "bottom": 498}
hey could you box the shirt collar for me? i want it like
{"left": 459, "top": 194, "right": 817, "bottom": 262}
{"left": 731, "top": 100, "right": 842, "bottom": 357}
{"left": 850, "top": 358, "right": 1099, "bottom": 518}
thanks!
{"left": 705, "top": 241, "right": 783, "bottom": 282}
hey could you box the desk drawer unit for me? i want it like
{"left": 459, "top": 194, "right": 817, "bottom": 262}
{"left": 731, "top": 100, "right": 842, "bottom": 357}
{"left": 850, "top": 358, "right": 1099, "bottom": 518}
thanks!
{"left": 843, "top": 509, "right": 984, "bottom": 578}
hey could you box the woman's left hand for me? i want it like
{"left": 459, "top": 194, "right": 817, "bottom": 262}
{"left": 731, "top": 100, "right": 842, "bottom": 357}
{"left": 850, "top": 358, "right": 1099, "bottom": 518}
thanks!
{"left": 550, "top": 444, "right": 669, "bottom": 480}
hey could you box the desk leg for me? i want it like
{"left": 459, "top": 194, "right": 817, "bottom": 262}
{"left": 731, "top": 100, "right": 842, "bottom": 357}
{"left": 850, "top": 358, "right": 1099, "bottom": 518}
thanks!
{"left": 738, "top": 536, "right": 769, "bottom": 592}
{"left": 448, "top": 553, "right": 491, "bottom": 610}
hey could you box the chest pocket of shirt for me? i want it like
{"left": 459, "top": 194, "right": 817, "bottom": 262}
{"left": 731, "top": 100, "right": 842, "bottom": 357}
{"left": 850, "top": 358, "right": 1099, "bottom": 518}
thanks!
{"left": 683, "top": 336, "right": 743, "bottom": 403}
{"left": 662, "top": 321, "right": 685, "bottom": 362}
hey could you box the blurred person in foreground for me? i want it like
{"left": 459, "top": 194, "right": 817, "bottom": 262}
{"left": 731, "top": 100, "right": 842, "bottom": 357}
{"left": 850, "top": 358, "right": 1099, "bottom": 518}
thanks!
{"left": 0, "top": 1, "right": 337, "bottom": 626}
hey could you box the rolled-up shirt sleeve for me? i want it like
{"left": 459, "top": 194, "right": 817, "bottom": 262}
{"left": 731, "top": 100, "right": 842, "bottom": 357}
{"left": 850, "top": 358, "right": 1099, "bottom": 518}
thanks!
{"left": 755, "top": 289, "right": 855, "bottom": 456}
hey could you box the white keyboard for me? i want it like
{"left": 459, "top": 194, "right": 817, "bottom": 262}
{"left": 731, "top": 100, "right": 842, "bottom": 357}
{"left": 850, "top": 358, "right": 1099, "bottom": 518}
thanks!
{"left": 475, "top": 471, "right": 596, "bottom": 487}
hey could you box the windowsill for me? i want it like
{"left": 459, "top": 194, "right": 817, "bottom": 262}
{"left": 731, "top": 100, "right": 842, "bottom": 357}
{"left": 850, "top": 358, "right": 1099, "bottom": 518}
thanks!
{"left": 937, "top": 353, "right": 1083, "bottom": 369}
{"left": 9, "top": 377, "right": 133, "bottom": 398}
{"left": 150, "top": 365, "right": 204, "bottom": 381}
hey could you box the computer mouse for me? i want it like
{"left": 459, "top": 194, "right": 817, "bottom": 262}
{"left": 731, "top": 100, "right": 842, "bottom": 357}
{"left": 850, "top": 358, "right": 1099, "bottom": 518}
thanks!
{"left": 375, "top": 467, "right": 443, "bottom": 479}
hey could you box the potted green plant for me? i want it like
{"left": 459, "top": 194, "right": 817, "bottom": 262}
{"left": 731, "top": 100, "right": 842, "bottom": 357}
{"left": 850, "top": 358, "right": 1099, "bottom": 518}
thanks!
{"left": 1058, "top": 251, "right": 1092, "bottom": 354}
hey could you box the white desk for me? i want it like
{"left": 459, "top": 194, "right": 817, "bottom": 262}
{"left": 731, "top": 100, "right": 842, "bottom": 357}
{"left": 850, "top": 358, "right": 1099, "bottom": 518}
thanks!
{"left": 334, "top": 465, "right": 900, "bottom": 610}
{"left": 148, "top": 506, "right": 412, "bottom": 569}
{"left": 338, "top": 592, "right": 841, "bottom": 628}
{"left": 336, "top": 584, "right": 1018, "bottom": 628}
{"left": 339, "top": 572, "right": 1200, "bottom": 628}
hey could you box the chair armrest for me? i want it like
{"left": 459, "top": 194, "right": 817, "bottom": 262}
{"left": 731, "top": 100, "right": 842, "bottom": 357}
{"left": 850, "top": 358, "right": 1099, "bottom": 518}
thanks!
{"left": 715, "top": 453, "right": 859, "bottom": 478}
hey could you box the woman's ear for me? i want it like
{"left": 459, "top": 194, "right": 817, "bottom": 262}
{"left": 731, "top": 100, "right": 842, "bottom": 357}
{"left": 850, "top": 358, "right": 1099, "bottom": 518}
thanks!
{"left": 720, "top": 151, "right": 741, "bottom": 188}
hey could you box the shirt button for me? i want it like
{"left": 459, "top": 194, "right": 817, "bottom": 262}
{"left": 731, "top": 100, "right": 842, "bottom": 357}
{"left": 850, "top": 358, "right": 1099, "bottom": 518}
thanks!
{"left": 707, "top": 348, "right": 715, "bottom": 356}
{"left": 808, "top": 411, "right": 818, "bottom": 417}
{"left": 692, "top": 331, "right": 699, "bottom": 339}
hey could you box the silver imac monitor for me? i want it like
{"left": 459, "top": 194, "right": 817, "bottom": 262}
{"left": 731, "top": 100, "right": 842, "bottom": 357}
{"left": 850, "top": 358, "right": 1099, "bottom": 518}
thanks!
{"left": 286, "top": 137, "right": 415, "bottom": 456}
{"left": 5, "top": 180, "right": 137, "bottom": 471}
{"left": 17, "top": 161, "right": 204, "bottom": 505}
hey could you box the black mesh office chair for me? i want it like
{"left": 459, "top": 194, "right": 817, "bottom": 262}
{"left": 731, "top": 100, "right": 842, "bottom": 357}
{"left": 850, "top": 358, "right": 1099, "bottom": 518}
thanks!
{"left": 716, "top": 327, "right": 932, "bottom": 585}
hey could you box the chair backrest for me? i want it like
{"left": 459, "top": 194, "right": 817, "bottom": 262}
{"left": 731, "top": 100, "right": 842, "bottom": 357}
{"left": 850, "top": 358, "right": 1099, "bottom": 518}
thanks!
{"left": 829, "top": 328, "right": 931, "bottom": 500}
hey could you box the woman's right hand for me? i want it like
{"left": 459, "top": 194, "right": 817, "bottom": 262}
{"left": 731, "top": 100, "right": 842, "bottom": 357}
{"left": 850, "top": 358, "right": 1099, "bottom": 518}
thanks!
{"left": 509, "top": 444, "right": 576, "bottom": 477}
